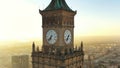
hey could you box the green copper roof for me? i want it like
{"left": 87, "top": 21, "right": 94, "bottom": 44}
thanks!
{"left": 43, "top": 0, "right": 73, "bottom": 11}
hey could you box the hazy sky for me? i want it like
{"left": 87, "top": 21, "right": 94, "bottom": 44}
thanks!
{"left": 0, "top": 0, "right": 120, "bottom": 41}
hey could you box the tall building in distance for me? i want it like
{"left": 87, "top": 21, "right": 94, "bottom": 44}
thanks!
{"left": 12, "top": 55, "right": 29, "bottom": 68}
{"left": 32, "top": 0, "right": 84, "bottom": 68}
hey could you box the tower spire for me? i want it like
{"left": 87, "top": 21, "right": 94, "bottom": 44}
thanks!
{"left": 81, "top": 41, "right": 83, "bottom": 51}
{"left": 37, "top": 46, "right": 39, "bottom": 52}
{"left": 32, "top": 42, "right": 35, "bottom": 52}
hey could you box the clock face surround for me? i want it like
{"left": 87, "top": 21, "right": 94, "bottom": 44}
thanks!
{"left": 46, "top": 30, "right": 57, "bottom": 44}
{"left": 64, "top": 30, "right": 72, "bottom": 44}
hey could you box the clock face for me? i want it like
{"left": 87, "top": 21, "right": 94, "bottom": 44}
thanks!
{"left": 64, "top": 30, "right": 72, "bottom": 44}
{"left": 46, "top": 30, "right": 57, "bottom": 44}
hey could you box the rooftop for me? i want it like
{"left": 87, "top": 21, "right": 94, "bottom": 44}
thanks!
{"left": 43, "top": 0, "right": 73, "bottom": 11}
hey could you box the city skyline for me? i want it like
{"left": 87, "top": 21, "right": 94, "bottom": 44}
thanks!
{"left": 0, "top": 1, "right": 120, "bottom": 68}
{"left": 0, "top": 0, "right": 120, "bottom": 41}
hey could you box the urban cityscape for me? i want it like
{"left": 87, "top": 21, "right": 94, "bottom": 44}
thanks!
{"left": 0, "top": 36, "right": 120, "bottom": 68}
{"left": 0, "top": 0, "right": 120, "bottom": 68}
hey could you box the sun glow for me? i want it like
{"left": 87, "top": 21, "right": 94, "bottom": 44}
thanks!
{"left": 0, "top": 0, "right": 120, "bottom": 42}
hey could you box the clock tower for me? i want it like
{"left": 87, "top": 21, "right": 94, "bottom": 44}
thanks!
{"left": 32, "top": 0, "right": 84, "bottom": 68}
{"left": 40, "top": 0, "right": 76, "bottom": 53}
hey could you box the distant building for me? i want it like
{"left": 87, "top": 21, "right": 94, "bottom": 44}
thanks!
{"left": 93, "top": 60, "right": 120, "bottom": 68}
{"left": 12, "top": 55, "right": 29, "bottom": 68}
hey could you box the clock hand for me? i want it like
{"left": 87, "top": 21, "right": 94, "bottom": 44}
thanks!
{"left": 48, "top": 35, "right": 52, "bottom": 41}
{"left": 66, "top": 35, "right": 69, "bottom": 41}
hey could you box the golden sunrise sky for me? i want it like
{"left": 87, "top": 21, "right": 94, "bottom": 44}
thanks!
{"left": 0, "top": 0, "right": 120, "bottom": 41}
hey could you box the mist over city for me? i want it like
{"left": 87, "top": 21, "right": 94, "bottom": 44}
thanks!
{"left": 0, "top": 36, "right": 120, "bottom": 68}
{"left": 0, "top": 0, "right": 120, "bottom": 68}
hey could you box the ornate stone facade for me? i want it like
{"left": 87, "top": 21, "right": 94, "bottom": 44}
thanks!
{"left": 32, "top": 42, "right": 84, "bottom": 68}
